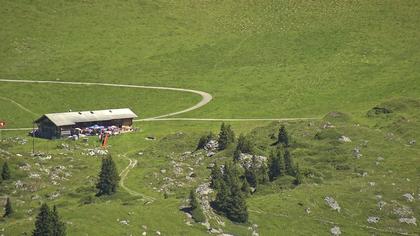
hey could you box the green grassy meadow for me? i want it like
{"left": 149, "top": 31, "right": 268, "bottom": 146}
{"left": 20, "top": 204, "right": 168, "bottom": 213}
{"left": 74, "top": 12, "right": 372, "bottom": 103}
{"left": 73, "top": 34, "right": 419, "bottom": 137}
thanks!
{"left": 1, "top": 0, "right": 419, "bottom": 120}
{"left": 0, "top": 0, "right": 419, "bottom": 235}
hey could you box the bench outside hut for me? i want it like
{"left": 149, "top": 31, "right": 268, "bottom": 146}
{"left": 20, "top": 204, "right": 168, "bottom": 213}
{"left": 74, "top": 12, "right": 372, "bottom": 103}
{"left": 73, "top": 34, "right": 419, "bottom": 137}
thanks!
{"left": 34, "top": 108, "right": 138, "bottom": 139}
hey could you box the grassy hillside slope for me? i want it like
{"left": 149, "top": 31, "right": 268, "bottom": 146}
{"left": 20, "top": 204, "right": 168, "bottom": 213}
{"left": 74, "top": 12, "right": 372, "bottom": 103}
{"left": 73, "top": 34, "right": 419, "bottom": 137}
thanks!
{"left": 1, "top": 0, "right": 419, "bottom": 121}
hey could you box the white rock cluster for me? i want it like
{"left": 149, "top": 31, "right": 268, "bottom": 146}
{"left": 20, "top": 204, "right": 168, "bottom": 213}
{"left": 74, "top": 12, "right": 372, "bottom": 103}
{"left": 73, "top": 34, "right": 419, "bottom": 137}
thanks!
{"left": 325, "top": 196, "right": 341, "bottom": 212}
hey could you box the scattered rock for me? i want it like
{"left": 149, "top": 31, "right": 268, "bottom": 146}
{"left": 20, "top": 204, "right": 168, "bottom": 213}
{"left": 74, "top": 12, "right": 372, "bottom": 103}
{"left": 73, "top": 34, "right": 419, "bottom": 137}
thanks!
{"left": 378, "top": 201, "right": 387, "bottom": 210}
{"left": 325, "top": 196, "right": 341, "bottom": 212}
{"left": 330, "top": 226, "right": 341, "bottom": 236}
{"left": 119, "top": 220, "right": 129, "bottom": 225}
{"left": 29, "top": 173, "right": 41, "bottom": 179}
{"left": 368, "top": 182, "right": 376, "bottom": 187}
{"left": 399, "top": 217, "right": 417, "bottom": 226}
{"left": 338, "top": 136, "right": 351, "bottom": 143}
{"left": 357, "top": 171, "right": 368, "bottom": 177}
{"left": 160, "top": 169, "right": 166, "bottom": 174}
{"left": 403, "top": 193, "right": 415, "bottom": 202}
{"left": 19, "top": 163, "right": 31, "bottom": 171}
{"left": 367, "top": 107, "right": 392, "bottom": 116}
{"left": 393, "top": 206, "right": 413, "bottom": 217}
{"left": 156, "top": 231, "right": 161, "bottom": 235}
{"left": 353, "top": 147, "right": 362, "bottom": 159}
{"left": 323, "top": 122, "right": 335, "bottom": 129}
{"left": 47, "top": 192, "right": 60, "bottom": 200}
{"left": 305, "top": 208, "right": 311, "bottom": 214}
{"left": 367, "top": 216, "right": 380, "bottom": 224}
{"left": 15, "top": 180, "right": 24, "bottom": 189}
{"left": 207, "top": 151, "right": 215, "bottom": 157}
{"left": 209, "top": 228, "right": 221, "bottom": 234}
{"left": 86, "top": 148, "right": 108, "bottom": 156}
{"left": 408, "top": 139, "right": 416, "bottom": 145}
{"left": 145, "top": 136, "right": 156, "bottom": 141}
{"left": 238, "top": 153, "right": 267, "bottom": 169}
{"left": 204, "top": 140, "right": 219, "bottom": 151}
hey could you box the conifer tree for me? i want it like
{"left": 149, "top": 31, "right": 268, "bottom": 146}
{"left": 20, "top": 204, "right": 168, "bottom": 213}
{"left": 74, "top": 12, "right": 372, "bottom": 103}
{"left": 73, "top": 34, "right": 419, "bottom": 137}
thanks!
{"left": 278, "top": 149, "right": 286, "bottom": 177}
{"left": 235, "top": 134, "right": 254, "bottom": 155}
{"left": 218, "top": 123, "right": 235, "bottom": 150}
{"left": 33, "top": 204, "right": 66, "bottom": 236}
{"left": 268, "top": 150, "right": 280, "bottom": 181}
{"left": 51, "top": 205, "right": 66, "bottom": 236}
{"left": 241, "top": 179, "right": 251, "bottom": 196}
{"left": 294, "top": 164, "right": 303, "bottom": 186}
{"left": 3, "top": 197, "right": 12, "bottom": 217}
{"left": 284, "top": 149, "right": 295, "bottom": 176}
{"left": 197, "top": 135, "right": 209, "bottom": 150}
{"left": 277, "top": 125, "right": 289, "bottom": 147}
{"left": 226, "top": 125, "right": 235, "bottom": 144}
{"left": 259, "top": 164, "right": 270, "bottom": 184}
{"left": 214, "top": 162, "right": 248, "bottom": 223}
{"left": 33, "top": 203, "right": 52, "bottom": 236}
{"left": 244, "top": 168, "right": 257, "bottom": 188}
{"left": 96, "top": 155, "right": 120, "bottom": 196}
{"left": 189, "top": 190, "right": 205, "bottom": 223}
{"left": 196, "top": 132, "right": 215, "bottom": 150}
{"left": 210, "top": 163, "right": 222, "bottom": 191}
{"left": 2, "top": 162, "right": 11, "bottom": 180}
{"left": 225, "top": 172, "right": 248, "bottom": 223}
{"left": 214, "top": 180, "right": 229, "bottom": 211}
{"left": 233, "top": 148, "right": 242, "bottom": 162}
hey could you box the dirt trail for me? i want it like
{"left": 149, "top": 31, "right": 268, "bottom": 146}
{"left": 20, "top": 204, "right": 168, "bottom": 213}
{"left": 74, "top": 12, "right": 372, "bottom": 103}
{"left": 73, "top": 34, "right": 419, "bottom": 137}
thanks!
{"left": 119, "top": 158, "right": 155, "bottom": 202}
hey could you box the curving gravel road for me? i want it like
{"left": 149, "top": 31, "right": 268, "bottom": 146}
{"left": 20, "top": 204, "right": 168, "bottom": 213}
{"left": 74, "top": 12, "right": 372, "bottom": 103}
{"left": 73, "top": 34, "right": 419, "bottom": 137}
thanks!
{"left": 0, "top": 79, "right": 213, "bottom": 121}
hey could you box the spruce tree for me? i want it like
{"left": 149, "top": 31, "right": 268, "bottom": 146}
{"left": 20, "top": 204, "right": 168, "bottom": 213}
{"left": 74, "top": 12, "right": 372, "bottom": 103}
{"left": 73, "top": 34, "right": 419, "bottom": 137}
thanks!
{"left": 233, "top": 148, "right": 242, "bottom": 162}
{"left": 2, "top": 162, "right": 11, "bottom": 180}
{"left": 244, "top": 168, "right": 257, "bottom": 188}
{"left": 189, "top": 190, "right": 205, "bottom": 223}
{"left": 3, "top": 197, "right": 12, "bottom": 217}
{"left": 235, "top": 134, "right": 254, "bottom": 154}
{"left": 226, "top": 125, "right": 235, "bottom": 144}
{"left": 241, "top": 179, "right": 251, "bottom": 196}
{"left": 278, "top": 149, "right": 286, "bottom": 177}
{"left": 214, "top": 180, "right": 229, "bottom": 212}
{"left": 33, "top": 203, "right": 52, "bottom": 236}
{"left": 196, "top": 132, "right": 215, "bottom": 150}
{"left": 294, "top": 164, "right": 303, "bottom": 186}
{"left": 268, "top": 150, "right": 280, "bottom": 181}
{"left": 225, "top": 172, "right": 248, "bottom": 223}
{"left": 284, "top": 149, "right": 295, "bottom": 176}
{"left": 51, "top": 205, "right": 66, "bottom": 236}
{"left": 197, "top": 135, "right": 209, "bottom": 150}
{"left": 96, "top": 155, "right": 120, "bottom": 196}
{"left": 259, "top": 164, "right": 270, "bottom": 184}
{"left": 214, "top": 162, "right": 248, "bottom": 223}
{"left": 210, "top": 163, "right": 222, "bottom": 191}
{"left": 277, "top": 125, "right": 289, "bottom": 147}
{"left": 218, "top": 123, "right": 234, "bottom": 150}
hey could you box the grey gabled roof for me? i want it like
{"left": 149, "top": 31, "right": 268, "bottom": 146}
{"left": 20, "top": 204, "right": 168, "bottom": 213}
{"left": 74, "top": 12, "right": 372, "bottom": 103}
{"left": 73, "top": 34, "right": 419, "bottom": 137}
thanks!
{"left": 36, "top": 108, "right": 138, "bottom": 126}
